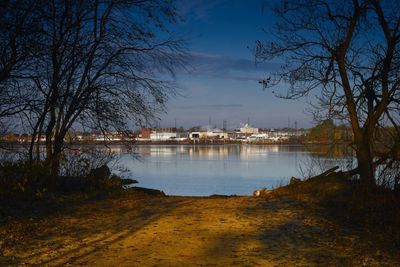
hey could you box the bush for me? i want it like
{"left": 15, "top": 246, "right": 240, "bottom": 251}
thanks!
{"left": 0, "top": 160, "right": 131, "bottom": 198}
{"left": 0, "top": 161, "right": 49, "bottom": 197}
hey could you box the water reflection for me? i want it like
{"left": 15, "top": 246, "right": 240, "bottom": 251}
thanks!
{"left": 1, "top": 144, "right": 351, "bottom": 196}
{"left": 130, "top": 144, "right": 318, "bottom": 159}
{"left": 117, "top": 144, "right": 351, "bottom": 196}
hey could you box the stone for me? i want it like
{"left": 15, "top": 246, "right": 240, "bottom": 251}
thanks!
{"left": 253, "top": 188, "right": 271, "bottom": 197}
{"left": 290, "top": 176, "right": 301, "bottom": 185}
{"left": 89, "top": 164, "right": 111, "bottom": 180}
{"left": 120, "top": 178, "right": 138, "bottom": 185}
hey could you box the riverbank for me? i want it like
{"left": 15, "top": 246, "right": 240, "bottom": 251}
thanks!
{"left": 1, "top": 176, "right": 399, "bottom": 266}
{"left": 1, "top": 139, "right": 348, "bottom": 147}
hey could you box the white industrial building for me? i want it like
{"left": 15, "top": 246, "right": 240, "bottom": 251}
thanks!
{"left": 239, "top": 123, "right": 259, "bottom": 135}
{"left": 189, "top": 129, "right": 227, "bottom": 140}
{"left": 150, "top": 132, "right": 178, "bottom": 141}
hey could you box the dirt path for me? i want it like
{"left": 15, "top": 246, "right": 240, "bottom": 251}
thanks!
{"left": 1, "top": 193, "right": 398, "bottom": 266}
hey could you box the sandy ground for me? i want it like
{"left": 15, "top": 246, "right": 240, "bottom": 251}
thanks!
{"left": 1, "top": 192, "right": 399, "bottom": 266}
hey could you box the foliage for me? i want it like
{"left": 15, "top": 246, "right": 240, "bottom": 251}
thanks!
{"left": 0, "top": 161, "right": 50, "bottom": 196}
{"left": 0, "top": 159, "right": 129, "bottom": 198}
{"left": 305, "top": 119, "right": 335, "bottom": 142}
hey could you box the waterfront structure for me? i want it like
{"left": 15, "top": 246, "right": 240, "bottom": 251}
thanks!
{"left": 150, "top": 132, "right": 177, "bottom": 141}
{"left": 146, "top": 128, "right": 188, "bottom": 141}
{"left": 189, "top": 129, "right": 227, "bottom": 140}
{"left": 239, "top": 124, "right": 259, "bottom": 135}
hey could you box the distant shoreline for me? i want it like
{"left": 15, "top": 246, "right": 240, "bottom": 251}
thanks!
{"left": 0, "top": 140, "right": 350, "bottom": 147}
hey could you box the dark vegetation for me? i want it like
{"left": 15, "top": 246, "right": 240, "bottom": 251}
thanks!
{"left": 275, "top": 173, "right": 400, "bottom": 249}
{"left": 0, "top": 160, "right": 136, "bottom": 199}
{"left": 302, "top": 119, "right": 353, "bottom": 144}
{"left": 0, "top": 0, "right": 182, "bottom": 213}
{"left": 255, "top": 0, "right": 400, "bottom": 246}
{"left": 257, "top": 0, "right": 400, "bottom": 188}
{"left": 0, "top": 0, "right": 185, "bottom": 178}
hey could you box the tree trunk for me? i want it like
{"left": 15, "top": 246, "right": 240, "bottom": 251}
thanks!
{"left": 356, "top": 139, "right": 375, "bottom": 186}
{"left": 49, "top": 135, "right": 64, "bottom": 177}
{"left": 50, "top": 150, "right": 61, "bottom": 177}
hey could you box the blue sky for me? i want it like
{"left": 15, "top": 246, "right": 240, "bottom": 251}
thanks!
{"left": 158, "top": 0, "right": 312, "bottom": 129}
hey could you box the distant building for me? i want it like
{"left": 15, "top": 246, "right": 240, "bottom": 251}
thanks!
{"left": 18, "top": 134, "right": 31, "bottom": 143}
{"left": 150, "top": 132, "right": 177, "bottom": 141}
{"left": 227, "top": 131, "right": 246, "bottom": 141}
{"left": 140, "top": 128, "right": 152, "bottom": 139}
{"left": 145, "top": 128, "right": 188, "bottom": 141}
{"left": 0, "top": 133, "right": 20, "bottom": 142}
{"left": 239, "top": 124, "right": 259, "bottom": 135}
{"left": 189, "top": 129, "right": 227, "bottom": 140}
{"left": 93, "top": 131, "right": 124, "bottom": 142}
{"left": 247, "top": 133, "right": 269, "bottom": 142}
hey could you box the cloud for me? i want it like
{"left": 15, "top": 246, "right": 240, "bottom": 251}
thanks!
{"left": 177, "top": 103, "right": 243, "bottom": 111}
{"left": 176, "top": 0, "right": 228, "bottom": 20}
{"left": 182, "top": 51, "right": 280, "bottom": 81}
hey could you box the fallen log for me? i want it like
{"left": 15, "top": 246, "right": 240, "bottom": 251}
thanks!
{"left": 319, "top": 166, "right": 339, "bottom": 177}
{"left": 309, "top": 166, "right": 340, "bottom": 180}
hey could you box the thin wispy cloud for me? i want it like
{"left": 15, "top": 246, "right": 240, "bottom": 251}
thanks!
{"left": 177, "top": 103, "right": 243, "bottom": 111}
{"left": 176, "top": 0, "right": 228, "bottom": 20}
{"left": 183, "top": 51, "right": 280, "bottom": 81}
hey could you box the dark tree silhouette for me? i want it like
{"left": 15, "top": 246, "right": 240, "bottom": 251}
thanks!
{"left": 0, "top": 0, "right": 186, "bottom": 176}
{"left": 256, "top": 0, "right": 400, "bottom": 187}
{"left": 0, "top": 0, "right": 40, "bottom": 121}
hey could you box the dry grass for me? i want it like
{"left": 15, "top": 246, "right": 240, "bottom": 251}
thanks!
{"left": 273, "top": 174, "right": 400, "bottom": 248}
{"left": 1, "top": 178, "right": 400, "bottom": 266}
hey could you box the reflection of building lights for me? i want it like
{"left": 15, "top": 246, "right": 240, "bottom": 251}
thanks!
{"left": 239, "top": 145, "right": 282, "bottom": 159}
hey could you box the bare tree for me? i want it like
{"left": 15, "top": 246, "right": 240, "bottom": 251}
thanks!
{"left": 0, "top": 0, "right": 40, "bottom": 120}
{"left": 256, "top": 0, "right": 400, "bottom": 186}
{"left": 14, "top": 0, "right": 186, "bottom": 176}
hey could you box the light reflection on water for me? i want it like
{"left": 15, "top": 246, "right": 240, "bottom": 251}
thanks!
{"left": 116, "top": 144, "right": 351, "bottom": 196}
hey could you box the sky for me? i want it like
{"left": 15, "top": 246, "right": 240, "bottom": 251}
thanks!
{"left": 158, "top": 0, "right": 312, "bottom": 130}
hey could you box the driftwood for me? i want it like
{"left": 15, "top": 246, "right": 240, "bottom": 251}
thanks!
{"left": 304, "top": 166, "right": 341, "bottom": 181}
{"left": 311, "top": 166, "right": 361, "bottom": 180}
{"left": 315, "top": 166, "right": 340, "bottom": 178}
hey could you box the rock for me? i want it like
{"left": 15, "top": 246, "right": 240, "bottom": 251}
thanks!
{"left": 253, "top": 188, "right": 271, "bottom": 197}
{"left": 89, "top": 165, "right": 111, "bottom": 180}
{"left": 289, "top": 176, "right": 301, "bottom": 185}
{"left": 130, "top": 186, "right": 166, "bottom": 196}
{"left": 120, "top": 178, "right": 138, "bottom": 185}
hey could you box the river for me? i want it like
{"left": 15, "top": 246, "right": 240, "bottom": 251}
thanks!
{"left": 112, "top": 144, "right": 353, "bottom": 196}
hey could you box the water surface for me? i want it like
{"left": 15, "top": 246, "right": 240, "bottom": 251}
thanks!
{"left": 117, "top": 144, "right": 350, "bottom": 196}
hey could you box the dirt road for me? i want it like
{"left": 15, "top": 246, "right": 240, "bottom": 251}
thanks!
{"left": 1, "top": 192, "right": 398, "bottom": 266}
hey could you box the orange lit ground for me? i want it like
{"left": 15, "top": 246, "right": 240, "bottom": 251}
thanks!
{"left": 1, "top": 190, "right": 398, "bottom": 266}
